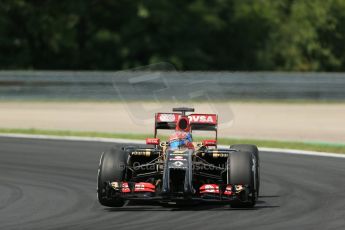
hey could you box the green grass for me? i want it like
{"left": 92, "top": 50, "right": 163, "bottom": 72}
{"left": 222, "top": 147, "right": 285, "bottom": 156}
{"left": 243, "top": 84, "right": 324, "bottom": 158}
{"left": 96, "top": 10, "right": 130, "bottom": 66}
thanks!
{"left": 0, "top": 128, "right": 344, "bottom": 154}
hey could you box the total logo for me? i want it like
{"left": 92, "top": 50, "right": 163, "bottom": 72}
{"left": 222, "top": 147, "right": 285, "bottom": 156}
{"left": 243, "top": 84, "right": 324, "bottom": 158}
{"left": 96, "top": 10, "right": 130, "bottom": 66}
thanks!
{"left": 158, "top": 113, "right": 177, "bottom": 122}
{"left": 173, "top": 161, "right": 184, "bottom": 167}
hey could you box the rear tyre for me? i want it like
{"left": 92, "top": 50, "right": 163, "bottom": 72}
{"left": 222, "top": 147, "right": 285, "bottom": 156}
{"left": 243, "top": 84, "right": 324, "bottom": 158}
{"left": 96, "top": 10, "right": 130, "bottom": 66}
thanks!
{"left": 230, "top": 144, "right": 260, "bottom": 197}
{"left": 228, "top": 151, "right": 256, "bottom": 208}
{"left": 97, "top": 147, "right": 129, "bottom": 207}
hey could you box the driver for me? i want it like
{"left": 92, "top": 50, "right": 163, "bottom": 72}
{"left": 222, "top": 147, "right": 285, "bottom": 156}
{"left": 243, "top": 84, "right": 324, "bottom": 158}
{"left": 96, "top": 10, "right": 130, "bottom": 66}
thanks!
{"left": 168, "top": 117, "right": 194, "bottom": 149}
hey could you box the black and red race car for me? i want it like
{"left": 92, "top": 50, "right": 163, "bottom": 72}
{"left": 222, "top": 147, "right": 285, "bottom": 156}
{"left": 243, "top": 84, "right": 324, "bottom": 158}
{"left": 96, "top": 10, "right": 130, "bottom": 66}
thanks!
{"left": 97, "top": 107, "right": 260, "bottom": 208}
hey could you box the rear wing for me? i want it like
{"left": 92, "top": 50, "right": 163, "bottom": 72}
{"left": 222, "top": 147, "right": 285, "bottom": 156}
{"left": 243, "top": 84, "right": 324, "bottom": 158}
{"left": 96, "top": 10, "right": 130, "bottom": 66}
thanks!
{"left": 154, "top": 113, "right": 218, "bottom": 138}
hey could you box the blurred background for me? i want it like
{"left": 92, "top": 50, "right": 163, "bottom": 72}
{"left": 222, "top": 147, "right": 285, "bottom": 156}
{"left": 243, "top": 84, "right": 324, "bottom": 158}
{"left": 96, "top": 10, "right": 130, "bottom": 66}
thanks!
{"left": 2, "top": 0, "right": 345, "bottom": 71}
{"left": 0, "top": 0, "right": 344, "bottom": 151}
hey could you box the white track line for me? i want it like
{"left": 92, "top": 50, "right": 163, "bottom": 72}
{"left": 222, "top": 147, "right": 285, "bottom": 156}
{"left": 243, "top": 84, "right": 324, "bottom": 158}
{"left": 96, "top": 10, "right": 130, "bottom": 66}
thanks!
{"left": 0, "top": 133, "right": 344, "bottom": 159}
{"left": 0, "top": 133, "right": 145, "bottom": 144}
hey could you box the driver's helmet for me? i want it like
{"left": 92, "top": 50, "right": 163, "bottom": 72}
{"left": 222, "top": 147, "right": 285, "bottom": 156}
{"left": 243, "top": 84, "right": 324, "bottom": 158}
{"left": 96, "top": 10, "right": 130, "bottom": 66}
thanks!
{"left": 169, "top": 117, "right": 193, "bottom": 149}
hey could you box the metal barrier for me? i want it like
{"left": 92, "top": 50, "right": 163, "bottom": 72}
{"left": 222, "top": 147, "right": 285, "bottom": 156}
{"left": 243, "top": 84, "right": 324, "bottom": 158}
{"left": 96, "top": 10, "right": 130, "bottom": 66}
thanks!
{"left": 1, "top": 71, "right": 344, "bottom": 100}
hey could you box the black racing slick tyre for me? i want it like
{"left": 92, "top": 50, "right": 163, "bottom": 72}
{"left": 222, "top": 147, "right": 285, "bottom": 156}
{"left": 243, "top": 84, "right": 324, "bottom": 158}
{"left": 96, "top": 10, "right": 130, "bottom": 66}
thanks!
{"left": 230, "top": 144, "right": 259, "bottom": 165}
{"left": 97, "top": 147, "right": 129, "bottom": 207}
{"left": 230, "top": 144, "right": 260, "bottom": 197}
{"left": 228, "top": 151, "right": 256, "bottom": 208}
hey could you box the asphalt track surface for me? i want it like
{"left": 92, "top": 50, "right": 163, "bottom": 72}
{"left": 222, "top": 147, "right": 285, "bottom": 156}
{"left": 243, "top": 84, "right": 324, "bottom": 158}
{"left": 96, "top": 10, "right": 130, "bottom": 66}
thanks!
{"left": 1, "top": 137, "right": 345, "bottom": 230}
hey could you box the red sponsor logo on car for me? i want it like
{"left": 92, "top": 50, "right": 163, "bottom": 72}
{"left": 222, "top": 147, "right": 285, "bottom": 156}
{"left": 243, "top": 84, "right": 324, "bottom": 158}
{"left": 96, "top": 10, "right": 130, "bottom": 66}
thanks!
{"left": 188, "top": 115, "right": 216, "bottom": 123}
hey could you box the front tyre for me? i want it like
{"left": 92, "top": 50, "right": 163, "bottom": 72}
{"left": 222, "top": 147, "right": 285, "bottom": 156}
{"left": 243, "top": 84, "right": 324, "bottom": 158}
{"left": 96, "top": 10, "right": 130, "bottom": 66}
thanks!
{"left": 97, "top": 147, "right": 129, "bottom": 207}
{"left": 228, "top": 150, "right": 256, "bottom": 208}
{"left": 230, "top": 144, "right": 260, "bottom": 197}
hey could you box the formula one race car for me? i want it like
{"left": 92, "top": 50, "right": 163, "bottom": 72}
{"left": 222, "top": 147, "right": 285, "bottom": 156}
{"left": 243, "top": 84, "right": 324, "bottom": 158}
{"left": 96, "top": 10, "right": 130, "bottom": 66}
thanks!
{"left": 97, "top": 107, "right": 260, "bottom": 208}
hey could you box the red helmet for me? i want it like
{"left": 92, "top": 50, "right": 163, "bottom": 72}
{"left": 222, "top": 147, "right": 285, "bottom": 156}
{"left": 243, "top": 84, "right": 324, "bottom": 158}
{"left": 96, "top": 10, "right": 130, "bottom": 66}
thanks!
{"left": 176, "top": 116, "right": 190, "bottom": 132}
